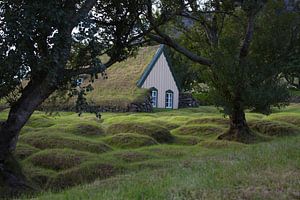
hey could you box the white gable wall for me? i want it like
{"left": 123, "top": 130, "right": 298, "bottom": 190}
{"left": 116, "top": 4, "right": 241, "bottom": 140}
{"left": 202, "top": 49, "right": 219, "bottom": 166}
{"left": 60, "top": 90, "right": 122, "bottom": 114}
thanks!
{"left": 141, "top": 53, "right": 179, "bottom": 109}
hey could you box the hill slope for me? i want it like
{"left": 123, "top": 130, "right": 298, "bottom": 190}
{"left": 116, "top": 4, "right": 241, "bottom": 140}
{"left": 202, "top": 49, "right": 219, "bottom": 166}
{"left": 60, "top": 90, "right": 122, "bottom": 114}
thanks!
{"left": 0, "top": 105, "right": 299, "bottom": 198}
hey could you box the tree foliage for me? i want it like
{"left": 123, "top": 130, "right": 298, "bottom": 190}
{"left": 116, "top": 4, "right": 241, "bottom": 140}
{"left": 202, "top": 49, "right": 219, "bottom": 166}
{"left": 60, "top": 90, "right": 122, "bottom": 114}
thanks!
{"left": 148, "top": 0, "right": 300, "bottom": 141}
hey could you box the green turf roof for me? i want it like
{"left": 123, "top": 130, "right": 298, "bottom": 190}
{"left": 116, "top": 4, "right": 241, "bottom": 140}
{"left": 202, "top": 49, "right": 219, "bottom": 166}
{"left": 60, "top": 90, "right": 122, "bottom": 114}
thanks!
{"left": 86, "top": 45, "right": 161, "bottom": 105}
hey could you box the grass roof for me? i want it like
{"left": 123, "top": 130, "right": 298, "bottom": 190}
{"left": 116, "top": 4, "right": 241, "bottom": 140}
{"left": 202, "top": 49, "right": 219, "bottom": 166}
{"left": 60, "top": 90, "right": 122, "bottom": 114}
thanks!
{"left": 86, "top": 45, "right": 160, "bottom": 106}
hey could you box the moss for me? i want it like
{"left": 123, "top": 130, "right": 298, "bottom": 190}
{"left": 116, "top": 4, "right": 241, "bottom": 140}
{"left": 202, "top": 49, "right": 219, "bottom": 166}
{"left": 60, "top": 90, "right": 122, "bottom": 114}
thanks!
{"left": 48, "top": 162, "right": 120, "bottom": 190}
{"left": 14, "top": 143, "right": 40, "bottom": 160}
{"left": 173, "top": 125, "right": 224, "bottom": 139}
{"left": 26, "top": 149, "right": 93, "bottom": 171}
{"left": 19, "top": 133, "right": 112, "bottom": 153}
{"left": 249, "top": 120, "right": 300, "bottom": 136}
{"left": 103, "top": 133, "right": 158, "bottom": 149}
{"left": 106, "top": 122, "right": 174, "bottom": 143}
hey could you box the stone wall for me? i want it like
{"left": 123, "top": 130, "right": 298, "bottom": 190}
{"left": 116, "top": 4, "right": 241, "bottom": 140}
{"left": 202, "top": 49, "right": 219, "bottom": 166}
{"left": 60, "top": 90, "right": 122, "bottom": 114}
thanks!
{"left": 178, "top": 93, "right": 199, "bottom": 108}
{"left": 290, "top": 96, "right": 300, "bottom": 103}
{"left": 41, "top": 93, "right": 153, "bottom": 113}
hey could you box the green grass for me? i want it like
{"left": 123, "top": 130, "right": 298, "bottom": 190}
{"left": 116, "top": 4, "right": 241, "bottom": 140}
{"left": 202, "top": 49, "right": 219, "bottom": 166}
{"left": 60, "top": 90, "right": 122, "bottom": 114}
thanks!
{"left": 0, "top": 105, "right": 300, "bottom": 199}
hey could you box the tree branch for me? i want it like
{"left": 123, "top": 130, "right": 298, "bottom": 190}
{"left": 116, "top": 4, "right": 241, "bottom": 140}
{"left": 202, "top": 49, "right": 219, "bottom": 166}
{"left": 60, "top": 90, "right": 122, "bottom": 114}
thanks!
{"left": 148, "top": 32, "right": 212, "bottom": 66}
{"left": 69, "top": 0, "right": 98, "bottom": 28}
{"left": 239, "top": 14, "right": 256, "bottom": 59}
{"left": 65, "top": 57, "right": 118, "bottom": 78}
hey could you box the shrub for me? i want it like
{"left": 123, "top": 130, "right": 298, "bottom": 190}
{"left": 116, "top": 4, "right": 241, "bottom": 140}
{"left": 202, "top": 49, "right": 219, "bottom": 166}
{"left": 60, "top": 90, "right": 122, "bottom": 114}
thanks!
{"left": 19, "top": 133, "right": 112, "bottom": 153}
{"left": 103, "top": 133, "right": 158, "bottom": 149}
{"left": 106, "top": 122, "right": 174, "bottom": 143}
{"left": 27, "top": 149, "right": 92, "bottom": 171}
{"left": 249, "top": 120, "right": 300, "bottom": 136}
{"left": 48, "top": 162, "right": 120, "bottom": 190}
{"left": 14, "top": 143, "right": 39, "bottom": 160}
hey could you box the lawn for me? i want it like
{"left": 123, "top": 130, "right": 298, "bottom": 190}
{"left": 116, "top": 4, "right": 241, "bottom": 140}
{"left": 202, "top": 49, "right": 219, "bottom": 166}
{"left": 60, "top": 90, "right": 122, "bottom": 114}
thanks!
{"left": 0, "top": 105, "right": 299, "bottom": 199}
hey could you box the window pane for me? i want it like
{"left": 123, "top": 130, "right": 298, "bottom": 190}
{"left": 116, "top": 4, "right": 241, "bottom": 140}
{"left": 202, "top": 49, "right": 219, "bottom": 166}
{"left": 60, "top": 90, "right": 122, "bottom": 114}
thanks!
{"left": 165, "top": 91, "right": 173, "bottom": 109}
{"left": 151, "top": 90, "right": 157, "bottom": 107}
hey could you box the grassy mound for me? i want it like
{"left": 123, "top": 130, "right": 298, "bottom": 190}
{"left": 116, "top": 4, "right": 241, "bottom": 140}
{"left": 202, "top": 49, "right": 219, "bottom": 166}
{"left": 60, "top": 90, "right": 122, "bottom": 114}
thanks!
{"left": 113, "top": 151, "right": 153, "bottom": 162}
{"left": 23, "top": 165, "right": 57, "bottom": 189}
{"left": 173, "top": 136, "right": 202, "bottom": 145}
{"left": 249, "top": 120, "right": 300, "bottom": 136}
{"left": 267, "top": 115, "right": 300, "bottom": 127}
{"left": 48, "top": 162, "right": 120, "bottom": 190}
{"left": 26, "top": 115, "right": 55, "bottom": 128}
{"left": 149, "top": 120, "right": 180, "bottom": 130}
{"left": 106, "top": 122, "right": 174, "bottom": 143}
{"left": 173, "top": 125, "right": 224, "bottom": 139}
{"left": 20, "top": 133, "right": 112, "bottom": 153}
{"left": 14, "top": 143, "right": 40, "bottom": 160}
{"left": 26, "top": 149, "right": 92, "bottom": 171}
{"left": 199, "top": 140, "right": 247, "bottom": 149}
{"left": 186, "top": 117, "right": 229, "bottom": 126}
{"left": 103, "top": 133, "right": 158, "bottom": 149}
{"left": 72, "top": 123, "right": 105, "bottom": 136}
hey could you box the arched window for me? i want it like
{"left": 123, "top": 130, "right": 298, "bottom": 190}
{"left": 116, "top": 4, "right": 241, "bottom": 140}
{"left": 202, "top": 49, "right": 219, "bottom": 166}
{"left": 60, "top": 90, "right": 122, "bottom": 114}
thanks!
{"left": 77, "top": 78, "right": 84, "bottom": 86}
{"left": 165, "top": 90, "right": 174, "bottom": 109}
{"left": 150, "top": 88, "right": 158, "bottom": 108}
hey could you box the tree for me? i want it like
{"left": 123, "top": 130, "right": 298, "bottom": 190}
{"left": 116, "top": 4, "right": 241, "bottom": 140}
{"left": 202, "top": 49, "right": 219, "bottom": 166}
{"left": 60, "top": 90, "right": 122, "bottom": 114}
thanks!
{"left": 147, "top": 0, "right": 300, "bottom": 142}
{"left": 0, "top": 0, "right": 173, "bottom": 191}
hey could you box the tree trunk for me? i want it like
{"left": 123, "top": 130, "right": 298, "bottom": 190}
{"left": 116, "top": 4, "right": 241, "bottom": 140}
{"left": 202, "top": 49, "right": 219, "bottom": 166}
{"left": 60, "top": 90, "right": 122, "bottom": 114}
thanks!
{"left": 0, "top": 80, "right": 55, "bottom": 195}
{"left": 218, "top": 106, "right": 257, "bottom": 143}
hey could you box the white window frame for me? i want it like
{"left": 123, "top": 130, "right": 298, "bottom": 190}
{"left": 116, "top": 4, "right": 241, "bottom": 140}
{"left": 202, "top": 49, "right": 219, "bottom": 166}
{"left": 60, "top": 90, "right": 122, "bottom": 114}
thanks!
{"left": 151, "top": 89, "right": 158, "bottom": 108}
{"left": 165, "top": 90, "right": 173, "bottom": 109}
{"left": 77, "top": 78, "right": 84, "bottom": 86}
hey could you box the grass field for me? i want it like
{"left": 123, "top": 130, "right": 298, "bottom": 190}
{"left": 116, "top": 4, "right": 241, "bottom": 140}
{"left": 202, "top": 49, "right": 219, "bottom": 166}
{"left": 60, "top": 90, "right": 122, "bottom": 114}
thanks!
{"left": 0, "top": 105, "right": 300, "bottom": 199}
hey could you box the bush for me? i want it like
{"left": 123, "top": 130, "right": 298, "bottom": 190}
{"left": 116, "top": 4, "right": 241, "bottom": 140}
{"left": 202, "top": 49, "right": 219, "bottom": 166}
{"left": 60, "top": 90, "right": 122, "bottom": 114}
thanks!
{"left": 192, "top": 92, "right": 212, "bottom": 105}
{"left": 27, "top": 149, "right": 92, "bottom": 171}
{"left": 48, "top": 162, "right": 120, "bottom": 190}
{"left": 106, "top": 122, "right": 174, "bottom": 143}
{"left": 103, "top": 133, "right": 158, "bottom": 149}
{"left": 249, "top": 120, "right": 300, "bottom": 136}
{"left": 19, "top": 133, "right": 112, "bottom": 153}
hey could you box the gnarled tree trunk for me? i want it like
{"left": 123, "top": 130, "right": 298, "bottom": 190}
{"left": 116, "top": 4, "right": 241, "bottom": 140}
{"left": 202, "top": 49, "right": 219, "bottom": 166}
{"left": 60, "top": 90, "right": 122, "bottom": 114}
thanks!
{"left": 218, "top": 105, "right": 256, "bottom": 143}
{"left": 0, "top": 80, "right": 56, "bottom": 195}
